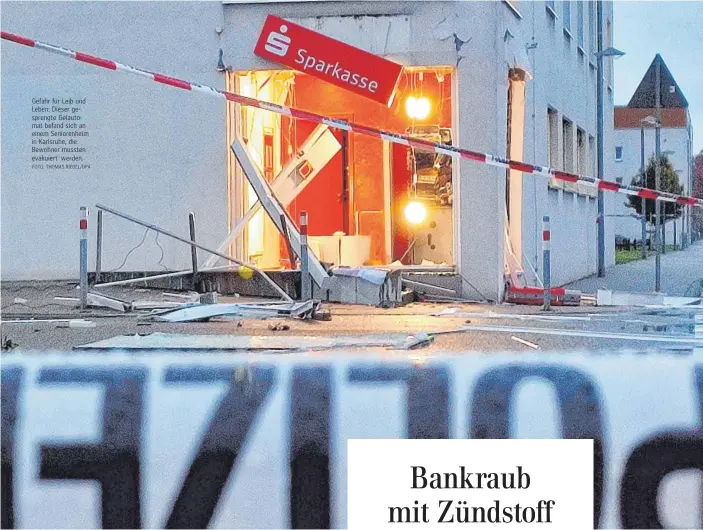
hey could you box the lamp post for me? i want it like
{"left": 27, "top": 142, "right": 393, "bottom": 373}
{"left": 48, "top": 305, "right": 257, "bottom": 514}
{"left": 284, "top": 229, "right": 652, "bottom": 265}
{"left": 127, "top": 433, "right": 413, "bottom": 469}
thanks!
{"left": 594, "top": 2, "right": 625, "bottom": 277}
{"left": 659, "top": 149, "right": 676, "bottom": 254}
{"left": 642, "top": 115, "right": 670, "bottom": 291}
{"left": 639, "top": 122, "right": 647, "bottom": 258}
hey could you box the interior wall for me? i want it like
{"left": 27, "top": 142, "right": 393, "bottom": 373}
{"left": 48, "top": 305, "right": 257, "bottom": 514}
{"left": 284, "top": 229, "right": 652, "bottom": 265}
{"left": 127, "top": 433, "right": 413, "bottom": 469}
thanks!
{"left": 278, "top": 69, "right": 453, "bottom": 264}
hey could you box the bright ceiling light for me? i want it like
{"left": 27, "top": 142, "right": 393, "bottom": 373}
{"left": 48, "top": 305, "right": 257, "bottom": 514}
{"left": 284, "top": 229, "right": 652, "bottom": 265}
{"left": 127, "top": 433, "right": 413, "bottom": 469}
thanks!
{"left": 415, "top": 97, "right": 430, "bottom": 119}
{"left": 405, "top": 96, "right": 431, "bottom": 120}
{"left": 404, "top": 201, "right": 427, "bottom": 225}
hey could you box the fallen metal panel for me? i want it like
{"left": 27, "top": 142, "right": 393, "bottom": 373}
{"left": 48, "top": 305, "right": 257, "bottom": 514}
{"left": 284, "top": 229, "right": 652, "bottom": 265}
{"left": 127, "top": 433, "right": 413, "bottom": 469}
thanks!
{"left": 231, "top": 137, "right": 329, "bottom": 288}
{"left": 74, "top": 332, "right": 416, "bottom": 351}
{"left": 151, "top": 300, "right": 316, "bottom": 322}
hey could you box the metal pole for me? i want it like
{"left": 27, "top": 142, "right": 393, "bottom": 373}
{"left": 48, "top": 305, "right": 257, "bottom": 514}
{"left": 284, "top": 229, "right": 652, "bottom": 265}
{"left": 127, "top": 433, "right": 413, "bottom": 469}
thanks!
{"left": 640, "top": 126, "right": 647, "bottom": 259}
{"left": 673, "top": 219, "right": 677, "bottom": 249}
{"left": 341, "top": 130, "right": 350, "bottom": 235}
{"left": 79, "top": 206, "right": 88, "bottom": 310}
{"left": 300, "top": 211, "right": 311, "bottom": 301}
{"left": 596, "top": 0, "right": 606, "bottom": 277}
{"left": 94, "top": 203, "right": 292, "bottom": 301}
{"left": 542, "top": 216, "right": 551, "bottom": 311}
{"left": 188, "top": 212, "right": 198, "bottom": 279}
{"left": 95, "top": 209, "right": 103, "bottom": 284}
{"left": 654, "top": 59, "right": 662, "bottom": 292}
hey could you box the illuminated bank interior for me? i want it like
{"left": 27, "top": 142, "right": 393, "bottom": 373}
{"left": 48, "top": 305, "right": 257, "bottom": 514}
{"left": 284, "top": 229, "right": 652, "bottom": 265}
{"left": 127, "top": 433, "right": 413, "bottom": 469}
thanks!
{"left": 226, "top": 66, "right": 456, "bottom": 270}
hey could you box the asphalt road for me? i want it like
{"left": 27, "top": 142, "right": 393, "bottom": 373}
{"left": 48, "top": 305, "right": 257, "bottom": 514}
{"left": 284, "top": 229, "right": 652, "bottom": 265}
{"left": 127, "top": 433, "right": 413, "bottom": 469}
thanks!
{"left": 2, "top": 283, "right": 701, "bottom": 355}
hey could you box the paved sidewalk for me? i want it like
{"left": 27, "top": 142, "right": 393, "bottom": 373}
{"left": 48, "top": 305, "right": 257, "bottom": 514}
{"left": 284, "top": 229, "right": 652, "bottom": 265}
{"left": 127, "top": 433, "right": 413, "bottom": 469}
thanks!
{"left": 565, "top": 240, "right": 703, "bottom": 297}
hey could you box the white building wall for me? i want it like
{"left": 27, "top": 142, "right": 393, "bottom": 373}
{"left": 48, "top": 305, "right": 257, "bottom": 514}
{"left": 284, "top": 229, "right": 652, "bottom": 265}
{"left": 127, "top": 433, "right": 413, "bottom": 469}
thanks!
{"left": 1, "top": 0, "right": 614, "bottom": 297}
{"left": 612, "top": 126, "right": 692, "bottom": 243}
{"left": 1, "top": 2, "right": 228, "bottom": 280}
{"left": 509, "top": 0, "right": 615, "bottom": 286}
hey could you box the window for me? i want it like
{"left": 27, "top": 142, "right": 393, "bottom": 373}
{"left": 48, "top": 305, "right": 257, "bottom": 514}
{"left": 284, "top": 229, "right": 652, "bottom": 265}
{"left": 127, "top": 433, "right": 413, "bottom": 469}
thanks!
{"left": 546, "top": 0, "right": 557, "bottom": 17}
{"left": 577, "top": 1, "right": 585, "bottom": 50}
{"left": 562, "top": 118, "right": 574, "bottom": 172}
{"left": 548, "top": 108, "right": 559, "bottom": 169}
{"left": 605, "top": 19, "right": 613, "bottom": 85}
{"left": 615, "top": 146, "right": 623, "bottom": 162}
{"left": 589, "top": 1, "right": 597, "bottom": 55}
{"left": 563, "top": 1, "right": 572, "bottom": 36}
{"left": 589, "top": 135, "right": 596, "bottom": 176}
{"left": 577, "top": 128, "right": 586, "bottom": 175}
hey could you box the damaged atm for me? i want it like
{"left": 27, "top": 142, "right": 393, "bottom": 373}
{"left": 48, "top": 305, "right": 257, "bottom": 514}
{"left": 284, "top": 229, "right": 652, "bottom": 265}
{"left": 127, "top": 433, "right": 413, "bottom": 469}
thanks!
{"left": 404, "top": 125, "right": 454, "bottom": 265}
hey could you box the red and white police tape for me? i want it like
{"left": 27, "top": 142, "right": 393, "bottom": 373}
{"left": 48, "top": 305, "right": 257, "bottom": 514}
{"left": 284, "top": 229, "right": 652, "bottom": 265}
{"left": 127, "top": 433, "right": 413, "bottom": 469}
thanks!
{"left": 3, "top": 30, "right": 702, "bottom": 210}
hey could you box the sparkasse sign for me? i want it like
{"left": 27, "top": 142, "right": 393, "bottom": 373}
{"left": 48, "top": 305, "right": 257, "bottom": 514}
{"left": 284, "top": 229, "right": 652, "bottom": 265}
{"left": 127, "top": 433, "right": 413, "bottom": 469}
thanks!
{"left": 254, "top": 15, "right": 404, "bottom": 106}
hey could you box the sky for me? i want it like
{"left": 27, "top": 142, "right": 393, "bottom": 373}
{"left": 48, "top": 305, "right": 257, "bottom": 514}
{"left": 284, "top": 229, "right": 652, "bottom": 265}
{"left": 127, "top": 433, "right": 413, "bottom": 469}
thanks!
{"left": 613, "top": 1, "right": 703, "bottom": 154}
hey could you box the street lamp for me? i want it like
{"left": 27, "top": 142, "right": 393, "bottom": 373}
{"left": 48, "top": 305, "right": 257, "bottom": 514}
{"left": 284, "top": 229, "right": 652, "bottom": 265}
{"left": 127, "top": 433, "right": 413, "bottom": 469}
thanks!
{"left": 594, "top": 9, "right": 625, "bottom": 277}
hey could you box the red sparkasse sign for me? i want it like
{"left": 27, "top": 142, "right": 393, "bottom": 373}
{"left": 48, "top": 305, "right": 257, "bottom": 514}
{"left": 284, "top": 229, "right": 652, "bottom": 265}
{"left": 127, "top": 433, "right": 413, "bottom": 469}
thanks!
{"left": 254, "top": 15, "right": 404, "bottom": 106}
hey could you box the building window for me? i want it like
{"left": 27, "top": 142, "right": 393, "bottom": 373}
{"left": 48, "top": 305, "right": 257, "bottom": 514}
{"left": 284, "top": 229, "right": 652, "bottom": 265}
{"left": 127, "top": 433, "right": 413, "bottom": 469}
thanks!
{"left": 563, "top": 1, "right": 572, "bottom": 36}
{"left": 589, "top": 1, "right": 597, "bottom": 56}
{"left": 605, "top": 19, "right": 613, "bottom": 85}
{"left": 546, "top": 0, "right": 557, "bottom": 17}
{"left": 577, "top": 128, "right": 586, "bottom": 175}
{"left": 562, "top": 118, "right": 574, "bottom": 172}
{"left": 548, "top": 108, "right": 559, "bottom": 169}
{"left": 577, "top": 1, "right": 585, "bottom": 51}
{"left": 589, "top": 135, "right": 596, "bottom": 176}
{"left": 615, "top": 146, "right": 623, "bottom": 162}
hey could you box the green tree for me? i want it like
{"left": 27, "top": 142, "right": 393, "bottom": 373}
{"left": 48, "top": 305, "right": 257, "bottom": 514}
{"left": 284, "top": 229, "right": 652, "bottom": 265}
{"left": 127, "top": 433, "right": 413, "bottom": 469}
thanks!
{"left": 627, "top": 154, "right": 684, "bottom": 223}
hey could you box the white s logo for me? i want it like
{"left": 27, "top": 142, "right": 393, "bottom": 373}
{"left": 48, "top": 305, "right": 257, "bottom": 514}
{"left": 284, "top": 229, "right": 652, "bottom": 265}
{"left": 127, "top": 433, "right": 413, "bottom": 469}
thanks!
{"left": 264, "top": 24, "right": 291, "bottom": 57}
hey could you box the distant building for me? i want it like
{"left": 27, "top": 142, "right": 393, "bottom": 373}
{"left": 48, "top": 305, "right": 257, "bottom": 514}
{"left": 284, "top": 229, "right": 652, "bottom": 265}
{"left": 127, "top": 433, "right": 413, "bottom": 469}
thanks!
{"left": 612, "top": 54, "right": 693, "bottom": 246}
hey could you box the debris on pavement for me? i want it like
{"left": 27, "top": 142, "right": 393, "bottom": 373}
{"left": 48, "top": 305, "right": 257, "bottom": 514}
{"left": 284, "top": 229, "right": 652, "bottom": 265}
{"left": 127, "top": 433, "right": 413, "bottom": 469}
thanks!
{"left": 74, "top": 331, "right": 431, "bottom": 352}
{"left": 86, "top": 292, "right": 130, "bottom": 312}
{"left": 510, "top": 335, "right": 541, "bottom": 350}
{"left": 2, "top": 336, "right": 18, "bottom": 351}
{"left": 400, "top": 331, "right": 435, "bottom": 349}
{"left": 268, "top": 323, "right": 290, "bottom": 331}
{"left": 596, "top": 289, "right": 701, "bottom": 307}
{"left": 146, "top": 299, "right": 325, "bottom": 323}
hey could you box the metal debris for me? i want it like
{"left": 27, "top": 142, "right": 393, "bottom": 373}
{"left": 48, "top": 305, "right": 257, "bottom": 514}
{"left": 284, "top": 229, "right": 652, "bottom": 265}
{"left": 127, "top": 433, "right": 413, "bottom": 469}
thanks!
{"left": 147, "top": 299, "right": 323, "bottom": 323}
{"left": 510, "top": 336, "right": 541, "bottom": 350}
{"left": 74, "top": 332, "right": 427, "bottom": 352}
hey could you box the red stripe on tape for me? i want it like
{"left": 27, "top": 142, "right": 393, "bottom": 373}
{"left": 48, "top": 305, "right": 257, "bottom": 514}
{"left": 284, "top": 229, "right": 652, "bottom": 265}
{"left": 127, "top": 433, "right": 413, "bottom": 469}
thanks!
{"left": 638, "top": 189, "right": 659, "bottom": 200}
{"left": 289, "top": 108, "right": 322, "bottom": 124}
{"left": 153, "top": 74, "right": 191, "bottom": 90}
{"left": 508, "top": 286, "right": 565, "bottom": 296}
{"left": 460, "top": 151, "right": 487, "bottom": 163}
{"left": 553, "top": 171, "right": 579, "bottom": 183}
{"left": 408, "top": 139, "right": 436, "bottom": 152}
{"left": 542, "top": 230, "right": 550, "bottom": 242}
{"left": 79, "top": 219, "right": 87, "bottom": 230}
{"left": 598, "top": 180, "right": 621, "bottom": 192}
{"left": 677, "top": 197, "right": 696, "bottom": 206}
{"left": 75, "top": 52, "right": 116, "bottom": 70}
{"left": 1, "top": 32, "right": 35, "bottom": 47}
{"left": 509, "top": 161, "right": 536, "bottom": 173}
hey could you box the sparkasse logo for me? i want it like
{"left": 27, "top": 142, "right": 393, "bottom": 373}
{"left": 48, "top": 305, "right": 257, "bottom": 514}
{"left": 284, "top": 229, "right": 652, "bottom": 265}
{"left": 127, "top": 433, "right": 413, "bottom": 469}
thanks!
{"left": 264, "top": 24, "right": 291, "bottom": 57}
{"left": 254, "top": 15, "right": 404, "bottom": 106}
